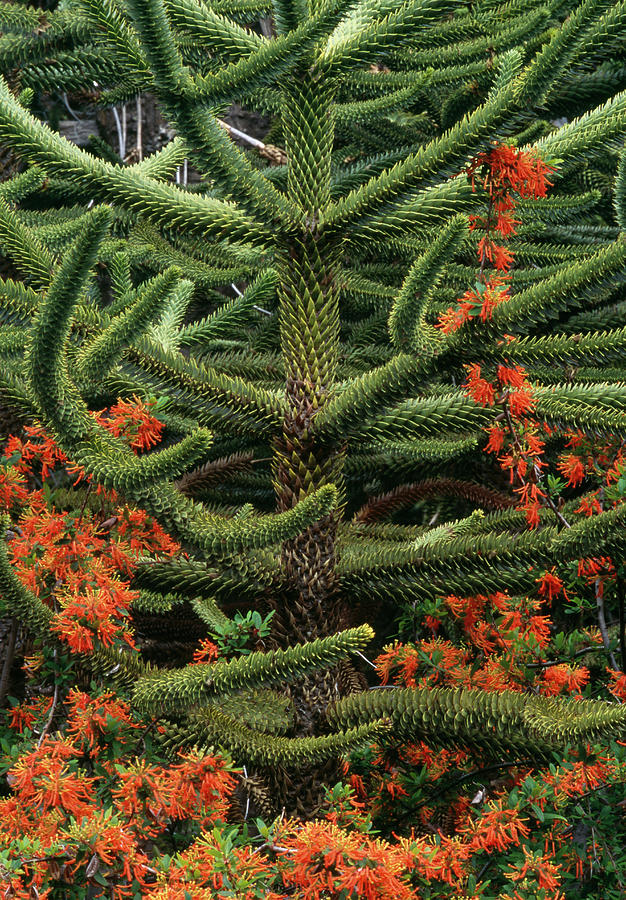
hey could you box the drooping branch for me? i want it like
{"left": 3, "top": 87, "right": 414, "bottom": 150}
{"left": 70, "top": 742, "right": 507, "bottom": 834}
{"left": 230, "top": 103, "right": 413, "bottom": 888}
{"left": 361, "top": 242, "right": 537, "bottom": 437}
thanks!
{"left": 354, "top": 478, "right": 515, "bottom": 524}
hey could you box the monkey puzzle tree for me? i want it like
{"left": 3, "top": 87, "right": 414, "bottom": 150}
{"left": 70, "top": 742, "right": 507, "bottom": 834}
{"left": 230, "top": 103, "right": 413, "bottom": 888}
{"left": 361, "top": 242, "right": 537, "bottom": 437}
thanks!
{"left": 1, "top": 0, "right": 626, "bottom": 817}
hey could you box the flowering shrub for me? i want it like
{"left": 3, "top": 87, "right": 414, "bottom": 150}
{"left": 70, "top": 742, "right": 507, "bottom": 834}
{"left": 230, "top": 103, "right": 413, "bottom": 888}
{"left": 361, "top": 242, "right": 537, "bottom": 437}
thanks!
{"left": 2, "top": 146, "right": 626, "bottom": 897}
{"left": 2, "top": 409, "right": 626, "bottom": 898}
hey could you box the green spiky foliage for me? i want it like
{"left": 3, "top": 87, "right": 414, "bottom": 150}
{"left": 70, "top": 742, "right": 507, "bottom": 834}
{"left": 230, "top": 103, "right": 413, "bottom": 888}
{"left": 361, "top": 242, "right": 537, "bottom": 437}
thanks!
{"left": 1, "top": 0, "right": 626, "bottom": 818}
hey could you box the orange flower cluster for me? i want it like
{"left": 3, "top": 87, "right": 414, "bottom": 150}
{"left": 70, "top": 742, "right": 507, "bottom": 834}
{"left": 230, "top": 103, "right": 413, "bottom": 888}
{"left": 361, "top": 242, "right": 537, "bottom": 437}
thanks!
{"left": 0, "top": 694, "right": 237, "bottom": 899}
{"left": 607, "top": 668, "right": 626, "bottom": 702}
{"left": 278, "top": 821, "right": 417, "bottom": 900}
{"left": 467, "top": 143, "right": 555, "bottom": 241}
{"left": 558, "top": 430, "right": 626, "bottom": 523}
{"left": 576, "top": 555, "right": 616, "bottom": 601}
{"left": 536, "top": 569, "right": 567, "bottom": 603}
{"left": 2, "top": 404, "right": 180, "bottom": 656}
{"left": 459, "top": 802, "right": 531, "bottom": 853}
{"left": 505, "top": 846, "right": 564, "bottom": 894}
{"left": 539, "top": 663, "right": 590, "bottom": 697}
{"left": 94, "top": 396, "right": 165, "bottom": 453}
{"left": 374, "top": 586, "right": 569, "bottom": 704}
{"left": 1, "top": 382, "right": 625, "bottom": 898}
{"left": 191, "top": 637, "right": 220, "bottom": 664}
{"left": 464, "top": 363, "right": 548, "bottom": 526}
{"left": 437, "top": 275, "right": 511, "bottom": 334}
{"left": 437, "top": 143, "right": 555, "bottom": 333}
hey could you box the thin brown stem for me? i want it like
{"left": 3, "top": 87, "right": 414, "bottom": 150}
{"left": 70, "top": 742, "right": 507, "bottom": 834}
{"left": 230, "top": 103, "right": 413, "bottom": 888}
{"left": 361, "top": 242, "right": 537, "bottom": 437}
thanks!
{"left": 76, "top": 482, "right": 93, "bottom": 526}
{"left": 37, "top": 648, "right": 60, "bottom": 747}
{"left": 0, "top": 617, "right": 17, "bottom": 707}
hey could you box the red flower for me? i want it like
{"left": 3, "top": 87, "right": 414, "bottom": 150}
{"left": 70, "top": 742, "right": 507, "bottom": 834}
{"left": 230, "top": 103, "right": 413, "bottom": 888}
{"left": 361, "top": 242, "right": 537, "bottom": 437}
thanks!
{"left": 507, "top": 387, "right": 535, "bottom": 418}
{"left": 536, "top": 569, "right": 565, "bottom": 602}
{"left": 479, "top": 279, "right": 510, "bottom": 321}
{"left": 0, "top": 466, "right": 29, "bottom": 510}
{"left": 506, "top": 846, "right": 563, "bottom": 893}
{"left": 539, "top": 664, "right": 590, "bottom": 696}
{"left": 527, "top": 615, "right": 552, "bottom": 647}
{"left": 95, "top": 396, "right": 164, "bottom": 453}
{"left": 607, "top": 668, "right": 626, "bottom": 702}
{"left": 557, "top": 453, "right": 586, "bottom": 487}
{"left": 495, "top": 210, "right": 520, "bottom": 237}
{"left": 459, "top": 802, "right": 531, "bottom": 852}
{"left": 51, "top": 585, "right": 137, "bottom": 654}
{"left": 469, "top": 144, "right": 555, "bottom": 200}
{"left": 7, "top": 737, "right": 95, "bottom": 818}
{"left": 484, "top": 424, "right": 505, "bottom": 454}
{"left": 514, "top": 482, "right": 546, "bottom": 528}
{"left": 191, "top": 638, "right": 220, "bottom": 664}
{"left": 437, "top": 304, "right": 471, "bottom": 333}
{"left": 497, "top": 365, "right": 528, "bottom": 389}
{"left": 464, "top": 364, "right": 495, "bottom": 406}
{"left": 477, "top": 237, "right": 515, "bottom": 271}
{"left": 423, "top": 615, "right": 441, "bottom": 633}
{"left": 66, "top": 689, "right": 139, "bottom": 754}
{"left": 279, "top": 821, "right": 418, "bottom": 900}
{"left": 8, "top": 697, "right": 53, "bottom": 733}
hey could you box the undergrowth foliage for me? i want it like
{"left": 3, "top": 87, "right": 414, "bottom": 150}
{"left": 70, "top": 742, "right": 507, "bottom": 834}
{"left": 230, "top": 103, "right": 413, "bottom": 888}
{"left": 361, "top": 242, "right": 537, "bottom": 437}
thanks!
{"left": 1, "top": 0, "right": 626, "bottom": 894}
{"left": 1, "top": 418, "right": 626, "bottom": 896}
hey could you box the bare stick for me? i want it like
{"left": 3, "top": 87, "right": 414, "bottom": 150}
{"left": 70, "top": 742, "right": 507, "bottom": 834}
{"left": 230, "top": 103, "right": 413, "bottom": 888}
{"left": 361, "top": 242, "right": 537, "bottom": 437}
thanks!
{"left": 218, "top": 119, "right": 287, "bottom": 165}
{"left": 135, "top": 94, "right": 143, "bottom": 162}
{"left": 121, "top": 103, "right": 127, "bottom": 160}
{"left": 112, "top": 106, "right": 125, "bottom": 161}
{"left": 218, "top": 118, "right": 265, "bottom": 149}
{"left": 231, "top": 281, "right": 272, "bottom": 317}
{"left": 595, "top": 579, "right": 619, "bottom": 671}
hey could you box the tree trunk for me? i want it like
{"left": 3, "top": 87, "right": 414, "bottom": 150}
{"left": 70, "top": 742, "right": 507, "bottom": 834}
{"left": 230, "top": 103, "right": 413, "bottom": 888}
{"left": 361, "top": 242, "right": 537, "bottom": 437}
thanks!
{"left": 262, "top": 75, "right": 356, "bottom": 816}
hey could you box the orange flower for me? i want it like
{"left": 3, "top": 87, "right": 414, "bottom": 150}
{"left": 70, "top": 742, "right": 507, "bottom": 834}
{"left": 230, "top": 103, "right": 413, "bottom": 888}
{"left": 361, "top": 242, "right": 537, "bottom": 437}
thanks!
{"left": 437, "top": 303, "right": 471, "bottom": 334}
{"left": 94, "top": 396, "right": 164, "bottom": 453}
{"left": 507, "top": 387, "right": 535, "bottom": 418}
{"left": 7, "top": 737, "right": 95, "bottom": 818}
{"left": 8, "top": 697, "right": 53, "bottom": 733}
{"left": 477, "top": 236, "right": 515, "bottom": 271}
{"left": 527, "top": 615, "right": 552, "bottom": 647}
{"left": 279, "top": 821, "right": 418, "bottom": 900}
{"left": 538, "top": 664, "right": 590, "bottom": 696}
{"left": 191, "top": 638, "right": 220, "bottom": 665}
{"left": 0, "top": 465, "right": 29, "bottom": 509}
{"left": 111, "top": 760, "right": 162, "bottom": 830}
{"left": 557, "top": 453, "right": 586, "bottom": 487}
{"left": 423, "top": 614, "right": 441, "bottom": 633}
{"left": 606, "top": 668, "right": 626, "bottom": 702}
{"left": 460, "top": 802, "right": 531, "bottom": 852}
{"left": 514, "top": 482, "right": 546, "bottom": 529}
{"left": 497, "top": 364, "right": 528, "bottom": 389}
{"left": 51, "top": 585, "right": 137, "bottom": 654}
{"left": 575, "top": 492, "right": 603, "bottom": 517}
{"left": 506, "top": 846, "right": 563, "bottom": 892}
{"left": 464, "top": 364, "right": 495, "bottom": 406}
{"left": 479, "top": 279, "right": 510, "bottom": 321}
{"left": 66, "top": 689, "right": 139, "bottom": 754}
{"left": 536, "top": 568, "right": 565, "bottom": 602}
{"left": 5, "top": 423, "right": 69, "bottom": 479}
{"left": 485, "top": 424, "right": 505, "bottom": 453}
{"left": 408, "top": 834, "right": 472, "bottom": 885}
